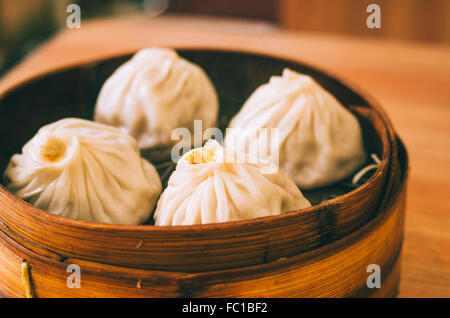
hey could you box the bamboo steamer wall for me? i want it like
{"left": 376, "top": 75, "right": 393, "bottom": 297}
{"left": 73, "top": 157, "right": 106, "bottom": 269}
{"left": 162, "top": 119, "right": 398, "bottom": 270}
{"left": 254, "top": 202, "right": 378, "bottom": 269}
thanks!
{"left": 0, "top": 49, "right": 407, "bottom": 297}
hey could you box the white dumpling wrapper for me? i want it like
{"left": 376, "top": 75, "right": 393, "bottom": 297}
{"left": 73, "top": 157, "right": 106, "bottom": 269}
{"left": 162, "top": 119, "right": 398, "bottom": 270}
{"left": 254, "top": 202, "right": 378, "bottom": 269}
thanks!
{"left": 94, "top": 47, "right": 219, "bottom": 149}
{"left": 3, "top": 118, "right": 162, "bottom": 225}
{"left": 154, "top": 140, "right": 311, "bottom": 226}
{"left": 226, "top": 69, "right": 366, "bottom": 189}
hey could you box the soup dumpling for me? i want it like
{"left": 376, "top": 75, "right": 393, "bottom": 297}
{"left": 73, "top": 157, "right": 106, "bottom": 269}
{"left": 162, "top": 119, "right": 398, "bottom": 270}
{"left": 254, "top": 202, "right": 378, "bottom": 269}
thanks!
{"left": 154, "top": 140, "right": 311, "bottom": 226}
{"left": 94, "top": 47, "right": 219, "bottom": 149}
{"left": 3, "top": 118, "right": 162, "bottom": 225}
{"left": 226, "top": 68, "right": 366, "bottom": 189}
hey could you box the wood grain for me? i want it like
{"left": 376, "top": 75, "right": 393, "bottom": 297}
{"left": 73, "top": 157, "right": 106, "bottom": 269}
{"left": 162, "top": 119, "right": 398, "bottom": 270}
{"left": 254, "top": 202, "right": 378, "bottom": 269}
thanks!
{"left": 280, "top": 0, "right": 450, "bottom": 44}
{"left": 0, "top": 16, "right": 448, "bottom": 297}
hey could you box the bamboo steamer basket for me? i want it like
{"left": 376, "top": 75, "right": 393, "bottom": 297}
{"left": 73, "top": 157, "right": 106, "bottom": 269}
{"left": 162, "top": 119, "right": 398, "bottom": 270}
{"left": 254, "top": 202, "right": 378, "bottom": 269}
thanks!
{"left": 0, "top": 49, "right": 407, "bottom": 297}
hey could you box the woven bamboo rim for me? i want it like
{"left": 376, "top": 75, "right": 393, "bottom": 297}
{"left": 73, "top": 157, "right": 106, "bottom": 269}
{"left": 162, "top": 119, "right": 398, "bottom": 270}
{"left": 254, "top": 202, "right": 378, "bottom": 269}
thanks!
{"left": 0, "top": 49, "right": 397, "bottom": 273}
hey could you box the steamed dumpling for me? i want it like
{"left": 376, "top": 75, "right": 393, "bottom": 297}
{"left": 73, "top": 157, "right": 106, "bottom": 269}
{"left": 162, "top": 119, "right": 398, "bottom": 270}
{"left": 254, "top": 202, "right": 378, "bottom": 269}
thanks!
{"left": 94, "top": 47, "right": 219, "bottom": 149}
{"left": 154, "top": 140, "right": 311, "bottom": 226}
{"left": 3, "top": 118, "right": 162, "bottom": 225}
{"left": 226, "top": 68, "right": 366, "bottom": 189}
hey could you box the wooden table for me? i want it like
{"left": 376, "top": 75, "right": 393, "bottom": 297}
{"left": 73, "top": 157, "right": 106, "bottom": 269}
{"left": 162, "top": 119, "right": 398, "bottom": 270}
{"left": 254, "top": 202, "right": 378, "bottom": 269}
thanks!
{"left": 0, "top": 15, "right": 449, "bottom": 298}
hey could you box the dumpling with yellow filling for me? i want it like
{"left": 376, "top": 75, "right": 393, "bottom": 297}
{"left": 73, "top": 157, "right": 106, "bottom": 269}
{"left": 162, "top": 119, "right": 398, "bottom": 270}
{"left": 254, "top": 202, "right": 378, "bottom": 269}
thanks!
{"left": 3, "top": 118, "right": 162, "bottom": 225}
{"left": 154, "top": 140, "right": 311, "bottom": 226}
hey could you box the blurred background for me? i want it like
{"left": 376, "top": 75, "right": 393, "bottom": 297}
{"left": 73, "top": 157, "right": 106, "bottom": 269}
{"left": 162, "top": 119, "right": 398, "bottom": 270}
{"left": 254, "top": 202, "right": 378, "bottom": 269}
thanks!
{"left": 1, "top": 0, "right": 450, "bottom": 76}
{"left": 0, "top": 1, "right": 449, "bottom": 299}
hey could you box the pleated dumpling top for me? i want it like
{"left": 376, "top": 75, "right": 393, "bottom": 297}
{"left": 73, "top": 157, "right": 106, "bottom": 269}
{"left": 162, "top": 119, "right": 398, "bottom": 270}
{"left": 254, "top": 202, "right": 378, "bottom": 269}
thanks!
{"left": 4, "top": 118, "right": 162, "bottom": 225}
{"left": 95, "top": 47, "right": 219, "bottom": 149}
{"left": 154, "top": 140, "right": 311, "bottom": 226}
{"left": 226, "top": 68, "right": 366, "bottom": 189}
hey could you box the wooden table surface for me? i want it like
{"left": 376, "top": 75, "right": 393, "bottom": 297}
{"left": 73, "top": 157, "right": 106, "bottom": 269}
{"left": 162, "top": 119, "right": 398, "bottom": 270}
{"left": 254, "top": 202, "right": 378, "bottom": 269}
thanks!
{"left": 0, "top": 15, "right": 449, "bottom": 298}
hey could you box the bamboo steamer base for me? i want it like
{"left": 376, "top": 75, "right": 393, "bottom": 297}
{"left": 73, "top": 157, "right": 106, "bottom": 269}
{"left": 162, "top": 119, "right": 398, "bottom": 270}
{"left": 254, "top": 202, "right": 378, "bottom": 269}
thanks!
{"left": 0, "top": 186, "right": 405, "bottom": 298}
{"left": 0, "top": 49, "right": 408, "bottom": 298}
{"left": 0, "top": 50, "right": 396, "bottom": 273}
{"left": 0, "top": 146, "right": 407, "bottom": 297}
